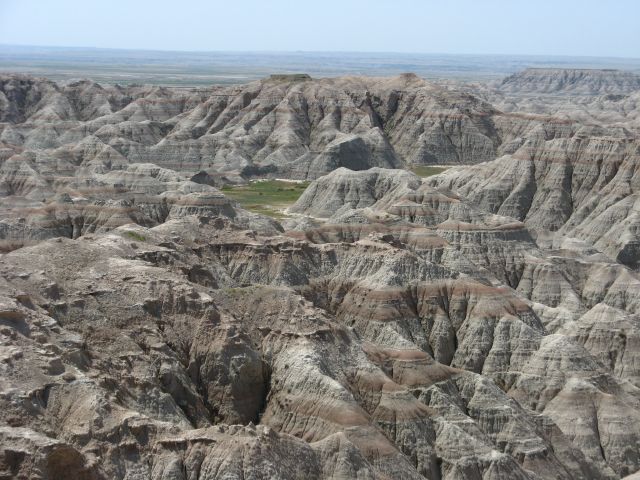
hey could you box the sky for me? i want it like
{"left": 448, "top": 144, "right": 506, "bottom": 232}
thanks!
{"left": 0, "top": 0, "right": 638, "bottom": 58}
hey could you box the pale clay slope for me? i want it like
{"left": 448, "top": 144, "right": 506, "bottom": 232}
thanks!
{"left": 2, "top": 69, "right": 640, "bottom": 479}
{"left": 0, "top": 73, "right": 502, "bottom": 180}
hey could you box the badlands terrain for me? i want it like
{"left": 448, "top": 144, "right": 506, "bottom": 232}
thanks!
{"left": 1, "top": 67, "right": 640, "bottom": 479}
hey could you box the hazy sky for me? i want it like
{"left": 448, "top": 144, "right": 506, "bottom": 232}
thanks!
{"left": 0, "top": 0, "right": 638, "bottom": 58}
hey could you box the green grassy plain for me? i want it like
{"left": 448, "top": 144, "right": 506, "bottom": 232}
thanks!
{"left": 222, "top": 180, "right": 310, "bottom": 219}
{"left": 122, "top": 230, "right": 147, "bottom": 242}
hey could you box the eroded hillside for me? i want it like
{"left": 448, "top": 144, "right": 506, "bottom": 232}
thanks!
{"left": 1, "top": 70, "right": 640, "bottom": 480}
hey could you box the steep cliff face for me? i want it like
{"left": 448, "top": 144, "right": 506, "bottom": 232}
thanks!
{"left": 430, "top": 70, "right": 640, "bottom": 272}
{"left": 428, "top": 125, "right": 640, "bottom": 269}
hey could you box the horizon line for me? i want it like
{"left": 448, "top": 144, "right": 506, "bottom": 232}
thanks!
{"left": 2, "top": 43, "right": 640, "bottom": 62}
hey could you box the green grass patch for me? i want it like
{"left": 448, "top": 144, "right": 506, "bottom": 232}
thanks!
{"left": 221, "top": 180, "right": 310, "bottom": 218}
{"left": 409, "top": 165, "right": 450, "bottom": 178}
{"left": 123, "top": 231, "right": 147, "bottom": 242}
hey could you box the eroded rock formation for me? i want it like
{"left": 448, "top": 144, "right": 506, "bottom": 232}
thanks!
{"left": 2, "top": 69, "right": 640, "bottom": 479}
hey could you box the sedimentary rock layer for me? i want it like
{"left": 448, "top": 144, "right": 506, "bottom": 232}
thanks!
{"left": 2, "top": 68, "right": 640, "bottom": 479}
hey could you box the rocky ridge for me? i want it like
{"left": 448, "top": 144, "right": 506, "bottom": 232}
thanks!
{"left": 463, "top": 68, "right": 640, "bottom": 131}
{"left": 498, "top": 68, "right": 640, "bottom": 96}
{"left": 427, "top": 127, "right": 640, "bottom": 269}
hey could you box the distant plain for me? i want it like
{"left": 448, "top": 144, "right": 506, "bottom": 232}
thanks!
{"left": 2, "top": 44, "right": 640, "bottom": 86}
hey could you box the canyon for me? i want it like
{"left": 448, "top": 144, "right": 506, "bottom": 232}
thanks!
{"left": 1, "top": 67, "right": 640, "bottom": 479}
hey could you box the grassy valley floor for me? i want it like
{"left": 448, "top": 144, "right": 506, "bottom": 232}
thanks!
{"left": 221, "top": 180, "right": 310, "bottom": 218}
{"left": 221, "top": 168, "right": 450, "bottom": 219}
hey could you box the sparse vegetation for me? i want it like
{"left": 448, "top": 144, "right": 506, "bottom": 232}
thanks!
{"left": 409, "top": 165, "right": 450, "bottom": 177}
{"left": 222, "top": 180, "right": 309, "bottom": 218}
{"left": 123, "top": 231, "right": 147, "bottom": 242}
